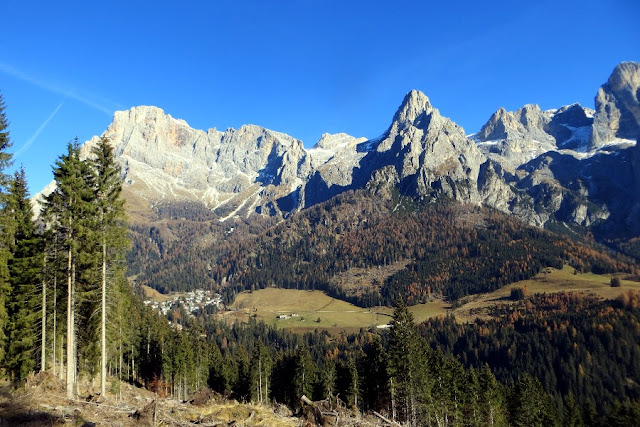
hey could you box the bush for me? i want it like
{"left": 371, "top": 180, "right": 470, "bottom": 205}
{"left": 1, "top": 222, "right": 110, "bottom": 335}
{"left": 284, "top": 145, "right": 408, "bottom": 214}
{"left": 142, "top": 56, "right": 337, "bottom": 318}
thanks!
{"left": 610, "top": 277, "right": 622, "bottom": 287}
{"left": 511, "top": 287, "right": 528, "bottom": 301}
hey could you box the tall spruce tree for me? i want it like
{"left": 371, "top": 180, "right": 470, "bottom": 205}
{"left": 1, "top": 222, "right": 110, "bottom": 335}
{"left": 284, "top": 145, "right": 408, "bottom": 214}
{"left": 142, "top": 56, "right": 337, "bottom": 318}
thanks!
{"left": 387, "top": 299, "right": 422, "bottom": 424}
{"left": 478, "top": 363, "right": 508, "bottom": 426}
{"left": 43, "top": 140, "right": 95, "bottom": 398}
{"left": 0, "top": 93, "right": 13, "bottom": 366}
{"left": 361, "top": 337, "right": 391, "bottom": 413}
{"left": 90, "top": 136, "right": 127, "bottom": 396}
{"left": 5, "top": 168, "right": 41, "bottom": 383}
{"left": 509, "top": 373, "right": 559, "bottom": 427}
{"left": 249, "top": 340, "right": 272, "bottom": 403}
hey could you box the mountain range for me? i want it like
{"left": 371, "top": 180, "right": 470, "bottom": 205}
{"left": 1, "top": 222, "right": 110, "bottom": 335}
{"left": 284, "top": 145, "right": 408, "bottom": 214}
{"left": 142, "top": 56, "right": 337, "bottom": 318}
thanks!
{"left": 42, "top": 62, "right": 637, "bottom": 238}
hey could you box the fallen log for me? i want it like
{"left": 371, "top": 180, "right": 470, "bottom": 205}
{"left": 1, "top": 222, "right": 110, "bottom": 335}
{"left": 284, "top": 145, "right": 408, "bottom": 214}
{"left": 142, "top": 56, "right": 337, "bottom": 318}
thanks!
{"left": 373, "top": 410, "right": 401, "bottom": 426}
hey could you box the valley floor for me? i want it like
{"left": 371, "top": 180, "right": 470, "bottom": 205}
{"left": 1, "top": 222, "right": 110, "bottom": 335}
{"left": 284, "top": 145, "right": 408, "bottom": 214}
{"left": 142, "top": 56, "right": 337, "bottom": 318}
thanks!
{"left": 216, "top": 265, "right": 640, "bottom": 332}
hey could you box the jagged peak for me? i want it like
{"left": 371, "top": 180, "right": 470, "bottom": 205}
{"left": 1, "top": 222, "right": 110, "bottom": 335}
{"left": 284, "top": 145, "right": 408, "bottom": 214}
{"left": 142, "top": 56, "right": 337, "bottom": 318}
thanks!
{"left": 607, "top": 61, "right": 640, "bottom": 87}
{"left": 392, "top": 90, "right": 437, "bottom": 128}
{"left": 477, "top": 104, "right": 550, "bottom": 142}
{"left": 590, "top": 61, "right": 640, "bottom": 148}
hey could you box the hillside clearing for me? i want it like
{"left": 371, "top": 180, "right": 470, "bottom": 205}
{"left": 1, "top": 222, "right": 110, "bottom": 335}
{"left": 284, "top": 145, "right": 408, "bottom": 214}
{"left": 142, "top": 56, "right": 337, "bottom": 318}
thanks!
{"left": 220, "top": 266, "right": 640, "bottom": 332}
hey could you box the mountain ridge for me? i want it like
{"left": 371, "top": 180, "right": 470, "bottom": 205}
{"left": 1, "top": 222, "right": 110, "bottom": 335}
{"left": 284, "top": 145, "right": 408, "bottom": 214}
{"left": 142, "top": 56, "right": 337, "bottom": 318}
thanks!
{"left": 34, "top": 62, "right": 640, "bottom": 237}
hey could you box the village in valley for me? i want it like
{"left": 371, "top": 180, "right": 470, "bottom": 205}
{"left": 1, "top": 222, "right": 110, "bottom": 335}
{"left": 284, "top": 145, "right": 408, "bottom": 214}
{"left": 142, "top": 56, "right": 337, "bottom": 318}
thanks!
{"left": 144, "top": 289, "right": 223, "bottom": 319}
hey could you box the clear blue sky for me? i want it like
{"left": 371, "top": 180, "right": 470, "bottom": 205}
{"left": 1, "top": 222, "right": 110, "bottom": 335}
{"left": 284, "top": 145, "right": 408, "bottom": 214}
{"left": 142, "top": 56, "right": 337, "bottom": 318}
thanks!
{"left": 2, "top": 0, "right": 639, "bottom": 193}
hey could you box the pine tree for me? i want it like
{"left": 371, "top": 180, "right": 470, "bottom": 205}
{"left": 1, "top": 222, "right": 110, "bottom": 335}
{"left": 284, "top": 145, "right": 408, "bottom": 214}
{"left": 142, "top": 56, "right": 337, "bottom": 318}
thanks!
{"left": 0, "top": 92, "right": 13, "bottom": 366}
{"left": 5, "top": 168, "right": 41, "bottom": 383}
{"left": 249, "top": 341, "right": 272, "bottom": 403}
{"left": 509, "top": 373, "right": 558, "bottom": 427}
{"left": 90, "top": 136, "right": 127, "bottom": 396}
{"left": 293, "top": 345, "right": 316, "bottom": 409}
{"left": 478, "top": 363, "right": 508, "bottom": 426}
{"left": 43, "top": 140, "right": 95, "bottom": 398}
{"left": 387, "top": 299, "right": 422, "bottom": 424}
{"left": 361, "top": 337, "right": 390, "bottom": 413}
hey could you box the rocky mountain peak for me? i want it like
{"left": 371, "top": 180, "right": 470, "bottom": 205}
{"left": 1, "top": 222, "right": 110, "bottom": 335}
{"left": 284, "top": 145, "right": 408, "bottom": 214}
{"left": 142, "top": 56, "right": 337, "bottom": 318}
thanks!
{"left": 552, "top": 103, "right": 593, "bottom": 127}
{"left": 391, "top": 90, "right": 437, "bottom": 130}
{"left": 477, "top": 104, "right": 550, "bottom": 142}
{"left": 590, "top": 61, "right": 640, "bottom": 149}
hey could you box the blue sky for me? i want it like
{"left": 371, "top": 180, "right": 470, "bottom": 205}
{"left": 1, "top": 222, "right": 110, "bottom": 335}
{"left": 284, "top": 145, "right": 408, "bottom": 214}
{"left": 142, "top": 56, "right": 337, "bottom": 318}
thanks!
{"left": 2, "top": 0, "right": 639, "bottom": 193}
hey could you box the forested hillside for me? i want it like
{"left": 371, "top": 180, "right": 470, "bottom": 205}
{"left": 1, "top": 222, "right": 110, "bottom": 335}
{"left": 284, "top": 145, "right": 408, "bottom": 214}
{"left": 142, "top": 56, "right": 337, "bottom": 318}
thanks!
{"left": 132, "top": 187, "right": 635, "bottom": 306}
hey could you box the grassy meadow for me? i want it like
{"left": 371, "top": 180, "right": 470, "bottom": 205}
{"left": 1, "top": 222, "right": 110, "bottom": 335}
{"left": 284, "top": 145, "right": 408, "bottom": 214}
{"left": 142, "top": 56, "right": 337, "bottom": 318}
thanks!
{"left": 214, "top": 265, "right": 640, "bottom": 332}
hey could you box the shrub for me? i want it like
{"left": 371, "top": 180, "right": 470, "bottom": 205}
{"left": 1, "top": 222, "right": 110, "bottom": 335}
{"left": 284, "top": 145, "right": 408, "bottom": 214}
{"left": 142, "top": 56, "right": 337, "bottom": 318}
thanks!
{"left": 511, "top": 287, "right": 528, "bottom": 301}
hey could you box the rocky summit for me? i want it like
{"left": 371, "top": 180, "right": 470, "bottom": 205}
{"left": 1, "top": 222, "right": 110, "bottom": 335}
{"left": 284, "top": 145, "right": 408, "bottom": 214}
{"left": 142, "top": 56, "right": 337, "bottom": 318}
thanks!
{"left": 36, "top": 62, "right": 640, "bottom": 237}
{"left": 590, "top": 61, "right": 640, "bottom": 150}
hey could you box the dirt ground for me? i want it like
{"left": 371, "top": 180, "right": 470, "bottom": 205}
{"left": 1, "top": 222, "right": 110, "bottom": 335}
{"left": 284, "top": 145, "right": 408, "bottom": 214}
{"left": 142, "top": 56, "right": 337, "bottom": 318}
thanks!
{"left": 0, "top": 372, "right": 391, "bottom": 426}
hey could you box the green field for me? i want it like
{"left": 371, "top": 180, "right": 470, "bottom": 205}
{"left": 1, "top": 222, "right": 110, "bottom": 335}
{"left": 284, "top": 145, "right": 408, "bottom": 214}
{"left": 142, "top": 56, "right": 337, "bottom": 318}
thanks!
{"left": 226, "top": 288, "right": 448, "bottom": 333}
{"left": 451, "top": 265, "right": 640, "bottom": 322}
{"left": 219, "top": 266, "right": 640, "bottom": 332}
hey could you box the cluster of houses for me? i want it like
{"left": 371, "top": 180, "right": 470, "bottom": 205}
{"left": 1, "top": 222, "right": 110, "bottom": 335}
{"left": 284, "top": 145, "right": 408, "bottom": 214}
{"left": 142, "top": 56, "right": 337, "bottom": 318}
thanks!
{"left": 144, "top": 289, "right": 223, "bottom": 317}
{"left": 276, "top": 313, "right": 300, "bottom": 320}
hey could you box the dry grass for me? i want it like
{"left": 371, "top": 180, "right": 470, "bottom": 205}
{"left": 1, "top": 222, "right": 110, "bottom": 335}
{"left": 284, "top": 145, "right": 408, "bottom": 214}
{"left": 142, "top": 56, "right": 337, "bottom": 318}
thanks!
{"left": 452, "top": 265, "right": 640, "bottom": 322}
{"left": 140, "top": 284, "right": 171, "bottom": 303}
{"left": 0, "top": 372, "right": 298, "bottom": 427}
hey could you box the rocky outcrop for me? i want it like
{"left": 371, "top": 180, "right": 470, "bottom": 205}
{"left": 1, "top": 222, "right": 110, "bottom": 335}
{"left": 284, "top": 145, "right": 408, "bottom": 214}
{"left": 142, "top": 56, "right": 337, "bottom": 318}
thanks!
{"left": 475, "top": 105, "right": 557, "bottom": 170}
{"left": 546, "top": 104, "right": 594, "bottom": 149}
{"left": 374, "top": 90, "right": 486, "bottom": 202}
{"left": 74, "top": 106, "right": 316, "bottom": 220}
{"left": 590, "top": 62, "right": 640, "bottom": 149}
{"left": 308, "top": 133, "right": 369, "bottom": 187}
{"left": 477, "top": 104, "right": 553, "bottom": 143}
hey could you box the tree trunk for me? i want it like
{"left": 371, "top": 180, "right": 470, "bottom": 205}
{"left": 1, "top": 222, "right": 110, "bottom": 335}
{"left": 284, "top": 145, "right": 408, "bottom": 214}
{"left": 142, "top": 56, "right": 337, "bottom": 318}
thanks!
{"left": 100, "top": 239, "right": 107, "bottom": 396}
{"left": 71, "top": 261, "right": 77, "bottom": 394}
{"left": 52, "top": 251, "right": 57, "bottom": 376}
{"left": 66, "top": 245, "right": 73, "bottom": 399}
{"left": 390, "top": 376, "right": 396, "bottom": 421}
{"left": 259, "top": 358, "right": 263, "bottom": 403}
{"left": 41, "top": 253, "right": 46, "bottom": 372}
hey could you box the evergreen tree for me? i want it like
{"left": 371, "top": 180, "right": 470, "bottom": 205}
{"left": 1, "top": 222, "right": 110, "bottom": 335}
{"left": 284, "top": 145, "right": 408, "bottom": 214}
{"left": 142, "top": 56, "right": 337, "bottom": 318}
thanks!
{"left": 41, "top": 227, "right": 65, "bottom": 379}
{"left": 563, "top": 392, "right": 583, "bottom": 427}
{"left": 478, "top": 364, "right": 508, "bottom": 426}
{"left": 509, "top": 373, "right": 559, "bottom": 427}
{"left": 387, "top": 299, "right": 422, "bottom": 424}
{"left": 317, "top": 357, "right": 336, "bottom": 401}
{"left": 249, "top": 340, "right": 272, "bottom": 403}
{"left": 90, "top": 136, "right": 127, "bottom": 396}
{"left": 207, "top": 341, "right": 230, "bottom": 394}
{"left": 0, "top": 94, "right": 11, "bottom": 187}
{"left": 0, "top": 92, "right": 13, "bottom": 367}
{"left": 235, "top": 344, "right": 250, "bottom": 400}
{"left": 5, "top": 168, "right": 41, "bottom": 383}
{"left": 43, "top": 140, "right": 95, "bottom": 398}
{"left": 293, "top": 345, "right": 316, "bottom": 407}
{"left": 361, "top": 337, "right": 390, "bottom": 413}
{"left": 336, "top": 358, "right": 359, "bottom": 409}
